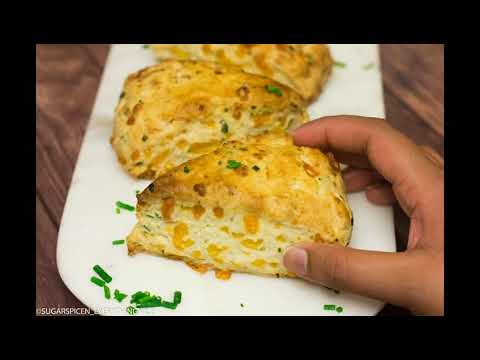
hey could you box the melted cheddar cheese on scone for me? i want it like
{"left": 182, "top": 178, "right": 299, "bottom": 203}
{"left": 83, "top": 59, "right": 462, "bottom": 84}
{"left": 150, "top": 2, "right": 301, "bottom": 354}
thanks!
{"left": 150, "top": 44, "right": 333, "bottom": 103}
{"left": 111, "top": 60, "right": 309, "bottom": 179}
{"left": 127, "top": 132, "right": 353, "bottom": 278}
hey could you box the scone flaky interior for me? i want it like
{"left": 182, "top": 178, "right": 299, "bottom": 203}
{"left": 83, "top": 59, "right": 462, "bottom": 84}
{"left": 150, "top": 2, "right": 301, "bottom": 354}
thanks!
{"left": 127, "top": 132, "right": 353, "bottom": 278}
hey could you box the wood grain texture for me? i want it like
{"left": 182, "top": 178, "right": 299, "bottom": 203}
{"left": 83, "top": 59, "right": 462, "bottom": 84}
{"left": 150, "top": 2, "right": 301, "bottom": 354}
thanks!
{"left": 36, "top": 44, "right": 444, "bottom": 316}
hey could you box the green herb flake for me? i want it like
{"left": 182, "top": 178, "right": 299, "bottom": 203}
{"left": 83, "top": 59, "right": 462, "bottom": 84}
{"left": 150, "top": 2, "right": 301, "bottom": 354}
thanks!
{"left": 115, "top": 207, "right": 120, "bottom": 214}
{"left": 127, "top": 306, "right": 137, "bottom": 315}
{"left": 137, "top": 294, "right": 158, "bottom": 305}
{"left": 323, "top": 304, "right": 336, "bottom": 311}
{"left": 221, "top": 120, "right": 229, "bottom": 134}
{"left": 116, "top": 201, "right": 135, "bottom": 212}
{"left": 112, "top": 239, "right": 125, "bottom": 245}
{"left": 131, "top": 291, "right": 150, "bottom": 304}
{"left": 363, "top": 62, "right": 375, "bottom": 70}
{"left": 142, "top": 135, "right": 148, "bottom": 142}
{"left": 135, "top": 190, "right": 140, "bottom": 195}
{"left": 103, "top": 285, "right": 111, "bottom": 300}
{"left": 119, "top": 91, "right": 125, "bottom": 99}
{"left": 334, "top": 61, "right": 347, "bottom": 68}
{"left": 142, "top": 44, "right": 150, "bottom": 49}
{"left": 286, "top": 118, "right": 294, "bottom": 129}
{"left": 114, "top": 289, "right": 128, "bottom": 303}
{"left": 137, "top": 298, "right": 165, "bottom": 308}
{"left": 174, "top": 291, "right": 182, "bottom": 304}
{"left": 226, "top": 160, "right": 242, "bottom": 169}
{"left": 240, "top": 303, "right": 245, "bottom": 308}
{"left": 143, "top": 225, "right": 152, "bottom": 232}
{"left": 265, "top": 84, "right": 283, "bottom": 96}
{"left": 277, "top": 248, "right": 282, "bottom": 253}
{"left": 146, "top": 214, "right": 155, "bottom": 219}
{"left": 135, "top": 161, "right": 144, "bottom": 166}
{"left": 160, "top": 301, "right": 177, "bottom": 310}
{"left": 90, "top": 276, "right": 105, "bottom": 287}
{"left": 252, "top": 165, "right": 260, "bottom": 172}
{"left": 184, "top": 166, "right": 190, "bottom": 173}
{"left": 93, "top": 265, "right": 112, "bottom": 283}
{"left": 336, "top": 306, "right": 344, "bottom": 313}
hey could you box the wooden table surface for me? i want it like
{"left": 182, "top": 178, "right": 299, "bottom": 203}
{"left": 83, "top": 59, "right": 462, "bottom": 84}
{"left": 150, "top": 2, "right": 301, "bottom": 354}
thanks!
{"left": 36, "top": 44, "right": 444, "bottom": 316}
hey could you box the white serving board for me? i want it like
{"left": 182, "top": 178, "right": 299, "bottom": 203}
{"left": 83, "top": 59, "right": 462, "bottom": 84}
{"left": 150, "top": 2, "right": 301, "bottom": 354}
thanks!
{"left": 57, "top": 44, "right": 395, "bottom": 316}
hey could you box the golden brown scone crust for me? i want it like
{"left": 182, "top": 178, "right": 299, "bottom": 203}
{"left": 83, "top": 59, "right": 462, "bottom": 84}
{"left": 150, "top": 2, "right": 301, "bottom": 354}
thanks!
{"left": 111, "top": 60, "right": 309, "bottom": 179}
{"left": 127, "top": 132, "right": 353, "bottom": 277}
{"left": 150, "top": 44, "right": 333, "bottom": 103}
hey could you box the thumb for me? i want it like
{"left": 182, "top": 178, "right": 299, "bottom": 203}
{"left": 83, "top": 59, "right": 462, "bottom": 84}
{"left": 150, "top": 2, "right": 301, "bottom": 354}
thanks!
{"left": 283, "top": 243, "right": 418, "bottom": 309}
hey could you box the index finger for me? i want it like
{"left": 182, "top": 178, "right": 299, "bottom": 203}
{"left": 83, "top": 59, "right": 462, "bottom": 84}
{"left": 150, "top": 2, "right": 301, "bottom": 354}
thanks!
{"left": 293, "top": 116, "right": 440, "bottom": 214}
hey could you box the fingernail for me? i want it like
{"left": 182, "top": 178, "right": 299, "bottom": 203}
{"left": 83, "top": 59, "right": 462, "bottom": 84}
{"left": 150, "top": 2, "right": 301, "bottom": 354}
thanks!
{"left": 284, "top": 247, "right": 308, "bottom": 275}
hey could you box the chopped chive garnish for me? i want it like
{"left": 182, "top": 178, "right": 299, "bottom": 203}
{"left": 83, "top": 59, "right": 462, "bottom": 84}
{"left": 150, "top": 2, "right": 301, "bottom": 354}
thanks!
{"left": 131, "top": 291, "right": 150, "bottom": 304}
{"left": 135, "top": 190, "right": 140, "bottom": 195}
{"left": 226, "top": 160, "right": 241, "bottom": 169}
{"left": 154, "top": 212, "right": 161, "bottom": 219}
{"left": 363, "top": 62, "right": 374, "bottom": 70}
{"left": 336, "top": 306, "right": 344, "bottom": 313}
{"left": 146, "top": 214, "right": 155, "bottom": 219}
{"left": 115, "top": 208, "right": 120, "bottom": 214}
{"left": 265, "top": 84, "right": 283, "bottom": 96}
{"left": 127, "top": 306, "right": 137, "bottom": 315}
{"left": 93, "top": 265, "right": 112, "bottom": 283}
{"left": 103, "top": 285, "right": 111, "bottom": 299}
{"left": 142, "top": 44, "right": 150, "bottom": 49}
{"left": 240, "top": 303, "right": 245, "bottom": 307}
{"left": 135, "top": 162, "right": 144, "bottom": 166}
{"left": 160, "top": 301, "right": 177, "bottom": 310}
{"left": 142, "top": 135, "right": 148, "bottom": 142}
{"left": 174, "top": 291, "right": 182, "bottom": 304}
{"left": 119, "top": 91, "right": 125, "bottom": 99}
{"left": 277, "top": 248, "right": 282, "bottom": 253}
{"left": 137, "top": 294, "right": 158, "bottom": 305}
{"left": 334, "top": 61, "right": 347, "bottom": 68}
{"left": 90, "top": 276, "right": 105, "bottom": 287}
{"left": 137, "top": 300, "right": 164, "bottom": 308}
{"left": 221, "top": 120, "right": 229, "bottom": 134}
{"left": 143, "top": 225, "right": 151, "bottom": 232}
{"left": 112, "top": 239, "right": 125, "bottom": 245}
{"left": 114, "top": 289, "right": 128, "bottom": 303}
{"left": 129, "top": 291, "right": 181, "bottom": 310}
{"left": 184, "top": 166, "right": 190, "bottom": 173}
{"left": 323, "top": 304, "right": 336, "bottom": 311}
{"left": 116, "top": 201, "right": 135, "bottom": 212}
{"left": 252, "top": 165, "right": 260, "bottom": 171}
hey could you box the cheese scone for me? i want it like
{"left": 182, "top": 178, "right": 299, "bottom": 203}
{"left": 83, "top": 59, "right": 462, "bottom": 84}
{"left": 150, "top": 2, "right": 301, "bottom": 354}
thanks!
{"left": 111, "top": 60, "right": 309, "bottom": 179}
{"left": 150, "top": 44, "right": 333, "bottom": 103}
{"left": 127, "top": 132, "right": 353, "bottom": 278}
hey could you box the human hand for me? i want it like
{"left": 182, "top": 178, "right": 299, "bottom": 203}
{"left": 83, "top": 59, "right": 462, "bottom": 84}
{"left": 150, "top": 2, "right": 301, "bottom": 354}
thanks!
{"left": 283, "top": 116, "right": 444, "bottom": 315}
